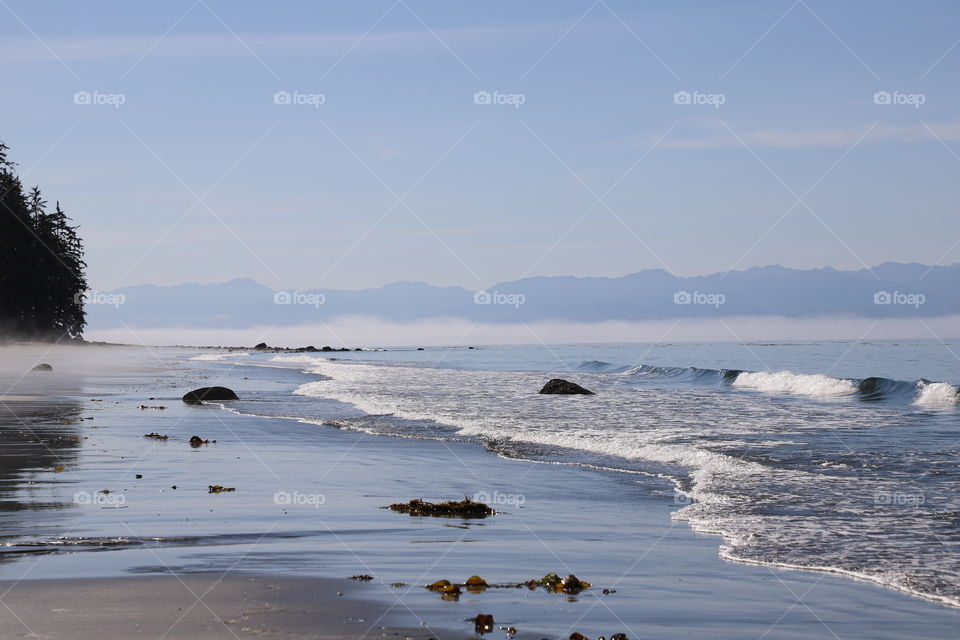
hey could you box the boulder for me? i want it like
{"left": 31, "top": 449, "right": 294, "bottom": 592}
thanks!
{"left": 182, "top": 386, "right": 239, "bottom": 404}
{"left": 539, "top": 378, "right": 594, "bottom": 395}
{"left": 253, "top": 342, "right": 268, "bottom": 350}
{"left": 31, "top": 363, "right": 53, "bottom": 372}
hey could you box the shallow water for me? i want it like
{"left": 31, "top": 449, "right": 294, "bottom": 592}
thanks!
{"left": 0, "top": 342, "right": 959, "bottom": 639}
{"left": 236, "top": 340, "right": 960, "bottom": 608}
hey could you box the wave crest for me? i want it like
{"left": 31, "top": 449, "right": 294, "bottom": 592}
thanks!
{"left": 732, "top": 371, "right": 857, "bottom": 397}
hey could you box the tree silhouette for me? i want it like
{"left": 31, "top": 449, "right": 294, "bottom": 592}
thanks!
{"left": 0, "top": 140, "right": 88, "bottom": 339}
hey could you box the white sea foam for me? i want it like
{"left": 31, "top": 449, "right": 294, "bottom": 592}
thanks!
{"left": 190, "top": 352, "right": 250, "bottom": 361}
{"left": 269, "top": 355, "right": 327, "bottom": 364}
{"left": 262, "top": 356, "right": 960, "bottom": 608}
{"left": 913, "top": 381, "right": 959, "bottom": 406}
{"left": 732, "top": 370, "right": 856, "bottom": 396}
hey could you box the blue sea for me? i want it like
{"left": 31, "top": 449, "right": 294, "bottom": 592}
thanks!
{"left": 197, "top": 339, "right": 960, "bottom": 608}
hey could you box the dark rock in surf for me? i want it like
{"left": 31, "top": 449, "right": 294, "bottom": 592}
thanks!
{"left": 182, "top": 386, "right": 239, "bottom": 404}
{"left": 31, "top": 363, "right": 53, "bottom": 372}
{"left": 539, "top": 379, "right": 594, "bottom": 395}
{"left": 253, "top": 342, "right": 268, "bottom": 350}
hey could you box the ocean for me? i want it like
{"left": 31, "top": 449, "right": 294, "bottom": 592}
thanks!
{"left": 206, "top": 339, "right": 960, "bottom": 608}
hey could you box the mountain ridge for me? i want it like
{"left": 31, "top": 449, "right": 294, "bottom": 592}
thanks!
{"left": 86, "top": 262, "right": 960, "bottom": 329}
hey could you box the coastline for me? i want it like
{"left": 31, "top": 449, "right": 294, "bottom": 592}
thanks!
{"left": 1, "top": 343, "right": 959, "bottom": 639}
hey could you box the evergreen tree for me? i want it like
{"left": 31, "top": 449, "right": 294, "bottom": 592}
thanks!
{"left": 0, "top": 140, "right": 87, "bottom": 340}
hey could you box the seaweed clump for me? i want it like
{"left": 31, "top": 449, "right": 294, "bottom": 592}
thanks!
{"left": 424, "top": 573, "right": 594, "bottom": 600}
{"left": 524, "top": 572, "right": 591, "bottom": 594}
{"left": 208, "top": 485, "right": 235, "bottom": 493}
{"left": 384, "top": 498, "right": 494, "bottom": 518}
{"left": 472, "top": 614, "right": 494, "bottom": 634}
{"left": 425, "top": 579, "right": 462, "bottom": 600}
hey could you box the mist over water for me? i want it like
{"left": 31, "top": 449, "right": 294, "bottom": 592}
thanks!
{"left": 85, "top": 313, "right": 960, "bottom": 348}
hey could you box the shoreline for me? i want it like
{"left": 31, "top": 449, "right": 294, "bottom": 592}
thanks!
{"left": 1, "top": 344, "right": 959, "bottom": 639}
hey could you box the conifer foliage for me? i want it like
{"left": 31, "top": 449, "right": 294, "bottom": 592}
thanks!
{"left": 0, "top": 140, "right": 87, "bottom": 339}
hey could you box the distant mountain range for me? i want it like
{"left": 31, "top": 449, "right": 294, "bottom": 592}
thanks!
{"left": 85, "top": 263, "right": 960, "bottom": 329}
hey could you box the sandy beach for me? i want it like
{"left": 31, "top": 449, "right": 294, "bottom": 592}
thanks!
{"left": 0, "top": 573, "right": 445, "bottom": 639}
{"left": 0, "top": 343, "right": 958, "bottom": 639}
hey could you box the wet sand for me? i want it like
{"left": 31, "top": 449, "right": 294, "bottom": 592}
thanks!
{"left": 0, "top": 573, "right": 451, "bottom": 639}
{"left": 1, "top": 343, "right": 959, "bottom": 639}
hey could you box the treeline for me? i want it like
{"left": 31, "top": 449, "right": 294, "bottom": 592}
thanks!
{"left": 0, "top": 140, "right": 87, "bottom": 340}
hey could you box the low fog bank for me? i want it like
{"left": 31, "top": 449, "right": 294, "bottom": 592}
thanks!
{"left": 0, "top": 343, "right": 162, "bottom": 399}
{"left": 83, "top": 314, "right": 960, "bottom": 349}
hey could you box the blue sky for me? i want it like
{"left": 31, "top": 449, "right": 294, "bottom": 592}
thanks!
{"left": 3, "top": 0, "right": 959, "bottom": 292}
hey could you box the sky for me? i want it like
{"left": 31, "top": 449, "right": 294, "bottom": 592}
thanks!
{"left": 3, "top": 0, "right": 959, "bottom": 293}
